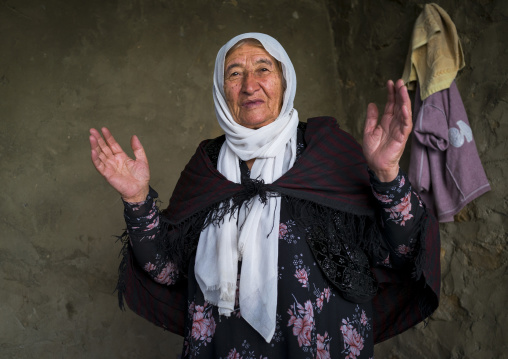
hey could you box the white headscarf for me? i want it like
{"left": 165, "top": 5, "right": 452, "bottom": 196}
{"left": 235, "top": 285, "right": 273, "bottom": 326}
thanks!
{"left": 194, "top": 33, "right": 299, "bottom": 342}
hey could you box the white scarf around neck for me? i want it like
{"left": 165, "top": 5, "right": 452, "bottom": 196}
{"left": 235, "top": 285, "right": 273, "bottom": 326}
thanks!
{"left": 194, "top": 33, "right": 299, "bottom": 342}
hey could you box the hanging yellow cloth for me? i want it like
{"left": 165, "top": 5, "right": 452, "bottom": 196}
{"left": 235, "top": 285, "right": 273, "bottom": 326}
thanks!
{"left": 402, "top": 3, "right": 465, "bottom": 100}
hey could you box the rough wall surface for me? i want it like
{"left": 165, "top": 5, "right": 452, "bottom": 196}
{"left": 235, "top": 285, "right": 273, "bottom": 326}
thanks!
{"left": 327, "top": 0, "right": 508, "bottom": 358}
{"left": 0, "top": 0, "right": 339, "bottom": 358}
{"left": 1, "top": 0, "right": 506, "bottom": 358}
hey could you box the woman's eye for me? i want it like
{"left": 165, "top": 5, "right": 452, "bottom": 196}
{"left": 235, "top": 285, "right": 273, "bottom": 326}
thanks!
{"left": 256, "top": 68, "right": 270, "bottom": 76}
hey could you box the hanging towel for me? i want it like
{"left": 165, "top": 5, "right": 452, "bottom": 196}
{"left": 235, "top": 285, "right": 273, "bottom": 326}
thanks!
{"left": 409, "top": 81, "right": 490, "bottom": 222}
{"left": 402, "top": 3, "right": 465, "bottom": 100}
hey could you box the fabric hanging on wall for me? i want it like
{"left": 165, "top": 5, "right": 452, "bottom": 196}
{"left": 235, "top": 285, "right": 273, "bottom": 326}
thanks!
{"left": 403, "top": 3, "right": 490, "bottom": 222}
{"left": 409, "top": 81, "right": 490, "bottom": 222}
{"left": 402, "top": 3, "right": 465, "bottom": 100}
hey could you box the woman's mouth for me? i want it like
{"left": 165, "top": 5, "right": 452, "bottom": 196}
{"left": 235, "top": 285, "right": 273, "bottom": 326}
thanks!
{"left": 242, "top": 100, "right": 264, "bottom": 108}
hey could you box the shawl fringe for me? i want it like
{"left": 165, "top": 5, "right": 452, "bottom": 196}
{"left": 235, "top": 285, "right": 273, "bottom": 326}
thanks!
{"left": 115, "top": 231, "right": 129, "bottom": 311}
{"left": 116, "top": 188, "right": 436, "bottom": 311}
{"left": 151, "top": 189, "right": 385, "bottom": 304}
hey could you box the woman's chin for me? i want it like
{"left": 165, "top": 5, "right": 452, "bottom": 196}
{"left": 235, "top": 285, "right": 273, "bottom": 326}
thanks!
{"left": 236, "top": 116, "right": 276, "bottom": 129}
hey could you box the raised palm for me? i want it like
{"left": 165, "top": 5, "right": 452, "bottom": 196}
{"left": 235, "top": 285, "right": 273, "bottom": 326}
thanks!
{"left": 89, "top": 127, "right": 150, "bottom": 202}
{"left": 362, "top": 79, "right": 412, "bottom": 182}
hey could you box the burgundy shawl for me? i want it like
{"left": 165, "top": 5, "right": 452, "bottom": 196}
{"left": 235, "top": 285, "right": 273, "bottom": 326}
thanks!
{"left": 118, "top": 117, "right": 440, "bottom": 344}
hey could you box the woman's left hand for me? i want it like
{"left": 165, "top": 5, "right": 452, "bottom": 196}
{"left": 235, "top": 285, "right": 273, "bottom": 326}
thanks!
{"left": 362, "top": 79, "right": 412, "bottom": 182}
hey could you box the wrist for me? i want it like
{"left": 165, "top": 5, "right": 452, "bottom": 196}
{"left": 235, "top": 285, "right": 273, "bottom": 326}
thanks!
{"left": 122, "top": 187, "right": 150, "bottom": 203}
{"left": 371, "top": 166, "right": 399, "bottom": 183}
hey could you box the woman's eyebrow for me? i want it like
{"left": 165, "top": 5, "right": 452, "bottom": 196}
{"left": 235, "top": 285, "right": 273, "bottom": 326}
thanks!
{"left": 225, "top": 63, "right": 241, "bottom": 74}
{"left": 256, "top": 58, "right": 274, "bottom": 67}
{"left": 225, "top": 58, "right": 274, "bottom": 74}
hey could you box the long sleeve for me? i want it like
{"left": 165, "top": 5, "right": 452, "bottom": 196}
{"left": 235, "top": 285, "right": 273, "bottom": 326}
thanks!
{"left": 123, "top": 188, "right": 180, "bottom": 286}
{"left": 369, "top": 169, "right": 427, "bottom": 269}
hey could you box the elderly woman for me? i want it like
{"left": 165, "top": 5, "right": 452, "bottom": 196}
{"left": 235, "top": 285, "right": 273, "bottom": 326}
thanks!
{"left": 90, "top": 33, "right": 439, "bottom": 358}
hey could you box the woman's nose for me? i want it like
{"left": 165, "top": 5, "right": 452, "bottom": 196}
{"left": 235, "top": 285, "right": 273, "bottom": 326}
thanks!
{"left": 241, "top": 72, "right": 260, "bottom": 94}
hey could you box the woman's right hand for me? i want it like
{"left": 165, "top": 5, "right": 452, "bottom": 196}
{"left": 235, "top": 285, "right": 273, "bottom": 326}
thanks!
{"left": 89, "top": 127, "right": 150, "bottom": 202}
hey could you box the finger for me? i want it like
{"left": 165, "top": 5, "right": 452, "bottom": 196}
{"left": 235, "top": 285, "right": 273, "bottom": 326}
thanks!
{"left": 383, "top": 80, "right": 396, "bottom": 116}
{"left": 101, "top": 127, "right": 125, "bottom": 156}
{"left": 89, "top": 133, "right": 107, "bottom": 169}
{"left": 393, "top": 81, "right": 412, "bottom": 137}
{"left": 393, "top": 88, "right": 413, "bottom": 142}
{"left": 90, "top": 129, "right": 106, "bottom": 171}
{"left": 395, "top": 79, "right": 409, "bottom": 102}
{"left": 395, "top": 80, "right": 412, "bottom": 117}
{"left": 89, "top": 128, "right": 105, "bottom": 152}
{"left": 89, "top": 132, "right": 99, "bottom": 152}
{"left": 364, "top": 103, "right": 379, "bottom": 135}
{"left": 131, "top": 135, "right": 148, "bottom": 163}
{"left": 90, "top": 127, "right": 116, "bottom": 158}
{"left": 94, "top": 131, "right": 115, "bottom": 158}
{"left": 401, "top": 104, "right": 413, "bottom": 136}
{"left": 90, "top": 147, "right": 107, "bottom": 175}
{"left": 89, "top": 127, "right": 102, "bottom": 139}
{"left": 97, "top": 150, "right": 123, "bottom": 177}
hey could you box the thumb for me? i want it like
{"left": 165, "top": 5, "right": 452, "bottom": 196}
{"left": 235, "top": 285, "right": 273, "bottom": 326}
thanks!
{"left": 131, "top": 135, "right": 148, "bottom": 163}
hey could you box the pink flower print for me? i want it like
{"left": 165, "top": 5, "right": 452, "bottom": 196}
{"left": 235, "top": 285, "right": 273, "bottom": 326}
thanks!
{"left": 340, "top": 319, "right": 353, "bottom": 336}
{"left": 279, "top": 223, "right": 288, "bottom": 239}
{"left": 292, "top": 314, "right": 313, "bottom": 347}
{"left": 287, "top": 308, "right": 297, "bottom": 327}
{"left": 155, "top": 262, "right": 178, "bottom": 285}
{"left": 226, "top": 348, "right": 242, "bottom": 359}
{"left": 385, "top": 192, "right": 413, "bottom": 226}
{"left": 323, "top": 287, "right": 331, "bottom": 302}
{"left": 399, "top": 176, "right": 405, "bottom": 187}
{"left": 316, "top": 332, "right": 331, "bottom": 359}
{"left": 294, "top": 268, "right": 309, "bottom": 288}
{"left": 397, "top": 244, "right": 412, "bottom": 255}
{"left": 341, "top": 319, "right": 364, "bottom": 359}
{"left": 304, "top": 300, "right": 314, "bottom": 318}
{"left": 146, "top": 218, "right": 159, "bottom": 230}
{"left": 360, "top": 310, "right": 368, "bottom": 326}
{"left": 316, "top": 295, "right": 324, "bottom": 310}
{"left": 143, "top": 262, "right": 156, "bottom": 272}
{"left": 288, "top": 299, "right": 315, "bottom": 348}
{"left": 206, "top": 314, "right": 216, "bottom": 338}
{"left": 191, "top": 310, "right": 203, "bottom": 340}
{"left": 191, "top": 305, "right": 216, "bottom": 343}
{"left": 191, "top": 305, "right": 206, "bottom": 340}
{"left": 372, "top": 191, "right": 392, "bottom": 203}
{"left": 130, "top": 203, "right": 142, "bottom": 211}
{"left": 289, "top": 300, "right": 314, "bottom": 347}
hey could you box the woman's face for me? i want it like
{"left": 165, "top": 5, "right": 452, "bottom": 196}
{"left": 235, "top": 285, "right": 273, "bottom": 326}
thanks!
{"left": 223, "top": 43, "right": 284, "bottom": 129}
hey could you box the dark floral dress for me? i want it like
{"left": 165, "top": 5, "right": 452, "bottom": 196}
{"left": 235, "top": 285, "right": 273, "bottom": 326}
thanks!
{"left": 123, "top": 130, "right": 425, "bottom": 359}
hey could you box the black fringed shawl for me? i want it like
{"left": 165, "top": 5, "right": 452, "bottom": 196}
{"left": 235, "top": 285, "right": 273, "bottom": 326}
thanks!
{"left": 117, "top": 117, "right": 440, "bottom": 344}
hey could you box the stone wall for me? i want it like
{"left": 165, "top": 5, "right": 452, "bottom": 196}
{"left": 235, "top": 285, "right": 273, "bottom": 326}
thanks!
{"left": 327, "top": 0, "right": 508, "bottom": 358}
{"left": 1, "top": 0, "right": 506, "bottom": 358}
{"left": 0, "top": 0, "right": 339, "bottom": 357}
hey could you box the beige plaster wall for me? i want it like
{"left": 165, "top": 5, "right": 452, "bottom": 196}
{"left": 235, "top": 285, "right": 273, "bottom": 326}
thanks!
{"left": 1, "top": 0, "right": 506, "bottom": 358}
{"left": 327, "top": 0, "right": 508, "bottom": 358}
{"left": 0, "top": 0, "right": 339, "bottom": 357}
